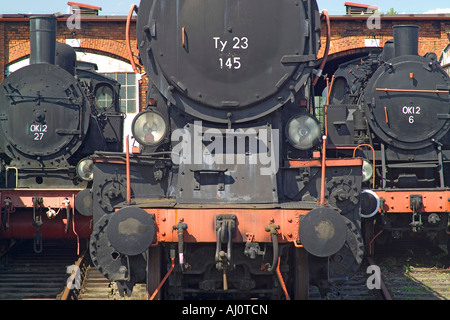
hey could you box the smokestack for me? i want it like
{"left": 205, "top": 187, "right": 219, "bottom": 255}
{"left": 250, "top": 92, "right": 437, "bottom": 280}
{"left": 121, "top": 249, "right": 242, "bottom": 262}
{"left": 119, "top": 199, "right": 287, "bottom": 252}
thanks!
{"left": 393, "top": 25, "right": 419, "bottom": 57}
{"left": 29, "top": 15, "right": 57, "bottom": 65}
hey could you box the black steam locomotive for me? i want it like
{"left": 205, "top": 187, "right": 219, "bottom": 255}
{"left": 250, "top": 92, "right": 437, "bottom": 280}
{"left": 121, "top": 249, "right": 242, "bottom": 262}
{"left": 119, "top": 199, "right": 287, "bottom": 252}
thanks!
{"left": 327, "top": 25, "right": 450, "bottom": 253}
{"left": 82, "top": 0, "right": 365, "bottom": 299}
{"left": 0, "top": 15, "right": 123, "bottom": 246}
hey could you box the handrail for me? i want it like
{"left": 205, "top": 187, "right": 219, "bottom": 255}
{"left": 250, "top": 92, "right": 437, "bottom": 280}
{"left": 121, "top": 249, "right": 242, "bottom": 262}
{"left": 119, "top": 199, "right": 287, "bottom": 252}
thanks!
{"left": 313, "top": 10, "right": 331, "bottom": 86}
{"left": 376, "top": 88, "right": 448, "bottom": 94}
{"left": 126, "top": 4, "right": 140, "bottom": 77}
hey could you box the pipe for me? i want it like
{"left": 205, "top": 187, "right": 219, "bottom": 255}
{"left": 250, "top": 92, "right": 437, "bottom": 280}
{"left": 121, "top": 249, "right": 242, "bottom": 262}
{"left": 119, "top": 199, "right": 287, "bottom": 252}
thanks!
{"left": 72, "top": 194, "right": 80, "bottom": 255}
{"left": 319, "top": 75, "right": 335, "bottom": 206}
{"left": 267, "top": 233, "right": 279, "bottom": 273}
{"left": 276, "top": 257, "right": 291, "bottom": 300}
{"left": 369, "top": 230, "right": 383, "bottom": 256}
{"left": 376, "top": 88, "right": 448, "bottom": 94}
{"left": 319, "top": 137, "right": 328, "bottom": 206}
{"left": 149, "top": 257, "right": 175, "bottom": 300}
{"left": 126, "top": 4, "right": 140, "bottom": 76}
{"left": 313, "top": 10, "right": 331, "bottom": 86}
{"left": 126, "top": 136, "right": 131, "bottom": 204}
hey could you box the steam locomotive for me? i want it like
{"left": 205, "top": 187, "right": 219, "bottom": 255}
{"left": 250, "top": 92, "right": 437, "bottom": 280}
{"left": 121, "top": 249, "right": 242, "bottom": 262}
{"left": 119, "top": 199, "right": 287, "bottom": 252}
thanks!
{"left": 327, "top": 25, "right": 450, "bottom": 254}
{"left": 0, "top": 15, "right": 124, "bottom": 251}
{"left": 82, "top": 0, "right": 365, "bottom": 299}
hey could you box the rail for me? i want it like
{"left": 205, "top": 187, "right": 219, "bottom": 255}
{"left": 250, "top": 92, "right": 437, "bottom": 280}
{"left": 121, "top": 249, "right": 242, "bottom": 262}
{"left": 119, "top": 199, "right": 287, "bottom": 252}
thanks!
{"left": 59, "top": 250, "right": 89, "bottom": 300}
{"left": 366, "top": 257, "right": 393, "bottom": 300}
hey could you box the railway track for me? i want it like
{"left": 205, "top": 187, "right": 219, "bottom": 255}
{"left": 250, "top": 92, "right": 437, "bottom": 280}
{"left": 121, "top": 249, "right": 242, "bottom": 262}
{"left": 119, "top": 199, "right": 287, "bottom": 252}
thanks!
{"left": 0, "top": 240, "right": 81, "bottom": 300}
{"left": 1, "top": 238, "right": 447, "bottom": 300}
{"left": 374, "top": 241, "right": 450, "bottom": 300}
{"left": 0, "top": 239, "right": 148, "bottom": 300}
{"left": 312, "top": 239, "right": 450, "bottom": 300}
{"left": 75, "top": 266, "right": 148, "bottom": 300}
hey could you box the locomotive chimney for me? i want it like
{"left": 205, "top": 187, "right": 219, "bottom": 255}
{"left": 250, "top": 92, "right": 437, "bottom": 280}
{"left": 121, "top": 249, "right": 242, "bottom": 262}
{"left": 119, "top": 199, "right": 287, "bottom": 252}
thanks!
{"left": 30, "top": 15, "right": 57, "bottom": 65}
{"left": 393, "top": 25, "right": 419, "bottom": 57}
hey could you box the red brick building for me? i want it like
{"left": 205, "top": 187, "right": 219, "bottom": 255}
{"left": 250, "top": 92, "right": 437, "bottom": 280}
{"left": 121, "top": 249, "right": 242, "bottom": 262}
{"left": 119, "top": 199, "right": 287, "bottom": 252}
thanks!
{"left": 320, "top": 15, "right": 450, "bottom": 61}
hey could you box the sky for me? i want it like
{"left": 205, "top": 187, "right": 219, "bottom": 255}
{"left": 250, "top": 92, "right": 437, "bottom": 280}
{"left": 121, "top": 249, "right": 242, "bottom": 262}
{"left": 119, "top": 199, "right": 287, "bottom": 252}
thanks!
{"left": 0, "top": 0, "right": 450, "bottom": 16}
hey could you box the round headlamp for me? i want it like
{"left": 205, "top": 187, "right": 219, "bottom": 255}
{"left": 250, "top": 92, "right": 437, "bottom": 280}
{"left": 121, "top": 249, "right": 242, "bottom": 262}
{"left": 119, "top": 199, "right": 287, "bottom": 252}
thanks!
{"left": 362, "top": 159, "right": 374, "bottom": 183}
{"left": 132, "top": 111, "right": 167, "bottom": 146}
{"left": 77, "top": 158, "right": 94, "bottom": 181}
{"left": 286, "top": 114, "right": 321, "bottom": 150}
{"left": 94, "top": 84, "right": 114, "bottom": 110}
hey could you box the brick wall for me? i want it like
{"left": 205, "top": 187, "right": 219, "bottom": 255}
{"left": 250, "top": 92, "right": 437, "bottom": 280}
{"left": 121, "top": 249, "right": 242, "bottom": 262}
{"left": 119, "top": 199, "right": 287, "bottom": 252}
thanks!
{"left": 0, "top": 16, "right": 148, "bottom": 111}
{"left": 0, "top": 23, "right": 4, "bottom": 81}
{"left": 318, "top": 16, "right": 450, "bottom": 59}
{"left": 1, "top": 15, "right": 449, "bottom": 110}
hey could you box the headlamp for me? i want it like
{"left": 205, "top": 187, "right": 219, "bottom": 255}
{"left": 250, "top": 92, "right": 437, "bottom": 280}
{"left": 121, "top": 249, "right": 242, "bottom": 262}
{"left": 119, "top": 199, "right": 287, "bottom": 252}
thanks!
{"left": 77, "top": 158, "right": 94, "bottom": 181}
{"left": 362, "top": 159, "right": 374, "bottom": 183}
{"left": 94, "top": 84, "right": 114, "bottom": 110}
{"left": 286, "top": 114, "right": 321, "bottom": 150}
{"left": 132, "top": 111, "right": 167, "bottom": 146}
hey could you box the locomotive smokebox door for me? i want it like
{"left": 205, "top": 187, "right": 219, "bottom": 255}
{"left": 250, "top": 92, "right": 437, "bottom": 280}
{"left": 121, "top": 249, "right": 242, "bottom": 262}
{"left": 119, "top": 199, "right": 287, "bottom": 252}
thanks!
{"left": 299, "top": 207, "right": 348, "bottom": 257}
{"left": 107, "top": 207, "right": 156, "bottom": 256}
{"left": 137, "top": 0, "right": 318, "bottom": 122}
{"left": 364, "top": 55, "right": 450, "bottom": 151}
{"left": 0, "top": 64, "right": 89, "bottom": 166}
